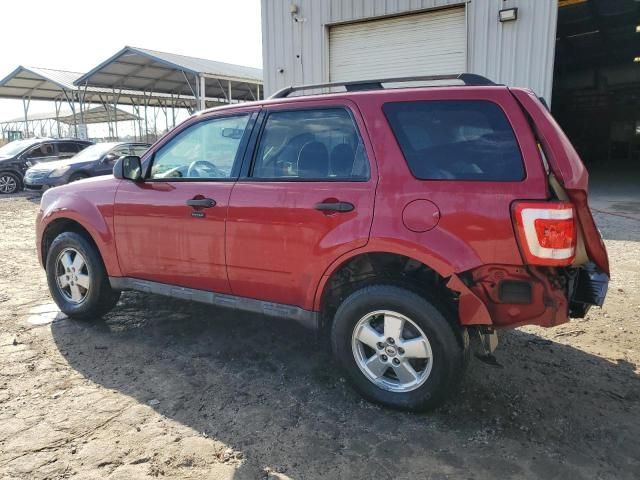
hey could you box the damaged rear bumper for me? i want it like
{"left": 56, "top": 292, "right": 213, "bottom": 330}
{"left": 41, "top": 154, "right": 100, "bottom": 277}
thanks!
{"left": 449, "top": 263, "right": 608, "bottom": 329}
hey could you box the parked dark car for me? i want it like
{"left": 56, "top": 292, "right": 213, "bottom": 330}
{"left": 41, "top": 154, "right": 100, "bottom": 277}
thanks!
{"left": 36, "top": 75, "right": 609, "bottom": 411}
{"left": 24, "top": 142, "right": 150, "bottom": 190}
{"left": 0, "top": 138, "right": 93, "bottom": 194}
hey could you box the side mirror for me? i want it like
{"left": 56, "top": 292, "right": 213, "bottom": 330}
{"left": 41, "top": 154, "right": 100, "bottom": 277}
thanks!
{"left": 113, "top": 155, "right": 142, "bottom": 181}
{"left": 102, "top": 153, "right": 117, "bottom": 163}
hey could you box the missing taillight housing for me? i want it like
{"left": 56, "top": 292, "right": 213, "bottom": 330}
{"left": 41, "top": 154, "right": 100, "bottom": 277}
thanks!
{"left": 513, "top": 202, "right": 576, "bottom": 266}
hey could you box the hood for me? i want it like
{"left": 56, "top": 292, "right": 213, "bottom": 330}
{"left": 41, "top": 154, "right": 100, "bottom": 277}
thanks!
{"left": 29, "top": 158, "right": 94, "bottom": 172}
{"left": 42, "top": 174, "right": 120, "bottom": 202}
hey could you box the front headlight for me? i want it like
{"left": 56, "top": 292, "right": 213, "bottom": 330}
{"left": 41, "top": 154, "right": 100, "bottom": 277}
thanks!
{"left": 48, "top": 166, "right": 71, "bottom": 178}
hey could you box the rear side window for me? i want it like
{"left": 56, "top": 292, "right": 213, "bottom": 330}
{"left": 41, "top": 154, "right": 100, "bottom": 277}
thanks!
{"left": 130, "top": 145, "right": 149, "bottom": 157}
{"left": 25, "top": 143, "right": 54, "bottom": 159}
{"left": 251, "top": 108, "right": 369, "bottom": 180}
{"left": 383, "top": 100, "right": 524, "bottom": 181}
{"left": 58, "top": 142, "right": 81, "bottom": 154}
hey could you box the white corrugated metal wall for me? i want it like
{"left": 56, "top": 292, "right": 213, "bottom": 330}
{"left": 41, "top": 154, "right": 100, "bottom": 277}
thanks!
{"left": 260, "top": 0, "right": 558, "bottom": 103}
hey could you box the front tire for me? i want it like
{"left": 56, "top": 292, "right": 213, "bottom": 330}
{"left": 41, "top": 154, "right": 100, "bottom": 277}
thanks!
{"left": 331, "top": 285, "right": 465, "bottom": 411}
{"left": 0, "top": 172, "right": 22, "bottom": 194}
{"left": 46, "top": 232, "right": 120, "bottom": 320}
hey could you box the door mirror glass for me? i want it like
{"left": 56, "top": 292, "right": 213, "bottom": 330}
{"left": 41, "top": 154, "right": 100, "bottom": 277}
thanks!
{"left": 114, "top": 155, "right": 142, "bottom": 181}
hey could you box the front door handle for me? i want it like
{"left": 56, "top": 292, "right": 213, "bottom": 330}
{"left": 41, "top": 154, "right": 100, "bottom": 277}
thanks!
{"left": 186, "top": 198, "right": 216, "bottom": 208}
{"left": 314, "top": 201, "right": 355, "bottom": 213}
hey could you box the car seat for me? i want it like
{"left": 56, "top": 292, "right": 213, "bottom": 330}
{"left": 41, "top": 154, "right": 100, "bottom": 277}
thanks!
{"left": 297, "top": 141, "right": 329, "bottom": 178}
{"left": 330, "top": 143, "right": 355, "bottom": 177}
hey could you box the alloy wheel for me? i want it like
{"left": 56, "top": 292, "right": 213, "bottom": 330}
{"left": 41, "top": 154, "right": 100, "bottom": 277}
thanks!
{"left": 351, "top": 310, "right": 433, "bottom": 392}
{"left": 55, "top": 248, "right": 91, "bottom": 304}
{"left": 0, "top": 174, "right": 17, "bottom": 194}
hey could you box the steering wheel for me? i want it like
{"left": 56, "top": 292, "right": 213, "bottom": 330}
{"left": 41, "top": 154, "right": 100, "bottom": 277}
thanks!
{"left": 187, "top": 160, "right": 225, "bottom": 178}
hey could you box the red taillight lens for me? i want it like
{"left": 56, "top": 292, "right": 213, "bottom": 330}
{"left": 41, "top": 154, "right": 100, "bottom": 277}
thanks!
{"left": 513, "top": 202, "right": 576, "bottom": 266}
{"left": 534, "top": 218, "right": 575, "bottom": 249}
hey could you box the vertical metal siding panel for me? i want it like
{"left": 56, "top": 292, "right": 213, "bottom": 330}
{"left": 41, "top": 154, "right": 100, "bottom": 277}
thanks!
{"left": 279, "top": 0, "right": 291, "bottom": 93}
{"left": 265, "top": 0, "right": 282, "bottom": 95}
{"left": 342, "top": 0, "right": 351, "bottom": 21}
{"left": 262, "top": 0, "right": 557, "bottom": 101}
{"left": 363, "top": 0, "right": 375, "bottom": 18}
{"left": 396, "top": 0, "right": 412, "bottom": 14}
{"left": 469, "top": 0, "right": 490, "bottom": 79}
{"left": 501, "top": 1, "right": 517, "bottom": 88}
{"left": 260, "top": 0, "right": 270, "bottom": 94}
{"left": 309, "top": 0, "right": 325, "bottom": 85}
{"left": 496, "top": 0, "right": 558, "bottom": 103}
{"left": 543, "top": 1, "right": 559, "bottom": 103}
{"left": 352, "top": 0, "right": 364, "bottom": 20}
{"left": 374, "top": 0, "right": 386, "bottom": 17}
{"left": 329, "top": 0, "right": 341, "bottom": 23}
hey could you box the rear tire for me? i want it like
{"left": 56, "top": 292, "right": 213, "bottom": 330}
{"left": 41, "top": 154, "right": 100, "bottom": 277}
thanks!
{"left": 46, "top": 231, "right": 120, "bottom": 320}
{"left": 0, "top": 172, "right": 22, "bottom": 194}
{"left": 331, "top": 284, "right": 466, "bottom": 411}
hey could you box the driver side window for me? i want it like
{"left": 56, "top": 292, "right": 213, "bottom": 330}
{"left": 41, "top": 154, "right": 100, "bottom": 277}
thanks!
{"left": 150, "top": 114, "right": 250, "bottom": 180}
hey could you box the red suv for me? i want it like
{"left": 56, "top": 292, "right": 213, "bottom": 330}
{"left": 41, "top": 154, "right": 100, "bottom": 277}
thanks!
{"left": 36, "top": 75, "right": 609, "bottom": 411}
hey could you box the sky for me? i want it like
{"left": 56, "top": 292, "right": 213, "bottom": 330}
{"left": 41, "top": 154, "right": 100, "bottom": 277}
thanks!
{"left": 0, "top": 0, "right": 263, "bottom": 129}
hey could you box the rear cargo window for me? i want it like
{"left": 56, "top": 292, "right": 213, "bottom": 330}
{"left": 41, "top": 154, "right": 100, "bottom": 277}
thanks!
{"left": 383, "top": 100, "right": 525, "bottom": 181}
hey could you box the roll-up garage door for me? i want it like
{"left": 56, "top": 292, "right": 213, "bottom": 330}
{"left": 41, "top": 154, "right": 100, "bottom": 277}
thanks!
{"left": 329, "top": 7, "right": 466, "bottom": 82}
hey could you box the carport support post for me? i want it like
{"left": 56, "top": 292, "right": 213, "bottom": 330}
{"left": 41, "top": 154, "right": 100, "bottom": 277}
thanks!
{"left": 199, "top": 75, "right": 206, "bottom": 111}
{"left": 22, "top": 96, "right": 31, "bottom": 138}
{"left": 54, "top": 98, "right": 62, "bottom": 138}
{"left": 228, "top": 80, "right": 232, "bottom": 104}
{"left": 112, "top": 88, "right": 122, "bottom": 140}
{"left": 62, "top": 90, "right": 78, "bottom": 138}
{"left": 170, "top": 94, "right": 176, "bottom": 127}
{"left": 142, "top": 92, "right": 150, "bottom": 143}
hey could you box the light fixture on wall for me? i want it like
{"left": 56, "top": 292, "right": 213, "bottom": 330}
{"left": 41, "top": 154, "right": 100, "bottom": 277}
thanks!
{"left": 499, "top": 8, "right": 518, "bottom": 23}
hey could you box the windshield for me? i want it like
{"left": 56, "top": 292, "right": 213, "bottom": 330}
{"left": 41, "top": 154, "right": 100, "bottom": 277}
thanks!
{"left": 0, "top": 138, "right": 42, "bottom": 157}
{"left": 69, "top": 143, "right": 119, "bottom": 162}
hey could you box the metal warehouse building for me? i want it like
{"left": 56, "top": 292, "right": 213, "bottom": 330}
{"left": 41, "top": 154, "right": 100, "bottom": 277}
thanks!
{"left": 260, "top": 0, "right": 557, "bottom": 102}
{"left": 261, "top": 0, "right": 640, "bottom": 174}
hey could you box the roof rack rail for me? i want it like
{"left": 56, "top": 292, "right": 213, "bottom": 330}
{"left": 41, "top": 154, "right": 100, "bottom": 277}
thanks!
{"left": 269, "top": 73, "right": 496, "bottom": 99}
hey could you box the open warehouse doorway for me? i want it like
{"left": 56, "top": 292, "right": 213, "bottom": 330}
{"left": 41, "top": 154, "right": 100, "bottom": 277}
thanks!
{"left": 553, "top": 0, "right": 640, "bottom": 180}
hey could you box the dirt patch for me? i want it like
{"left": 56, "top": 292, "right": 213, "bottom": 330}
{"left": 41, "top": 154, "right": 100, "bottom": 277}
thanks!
{"left": 0, "top": 193, "right": 639, "bottom": 479}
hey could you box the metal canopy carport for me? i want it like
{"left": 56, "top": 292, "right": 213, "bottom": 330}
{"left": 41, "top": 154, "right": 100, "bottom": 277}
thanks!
{"left": 0, "top": 106, "right": 139, "bottom": 139}
{"left": 74, "top": 46, "right": 263, "bottom": 111}
{"left": 0, "top": 65, "right": 198, "bottom": 140}
{"left": 58, "top": 105, "right": 139, "bottom": 124}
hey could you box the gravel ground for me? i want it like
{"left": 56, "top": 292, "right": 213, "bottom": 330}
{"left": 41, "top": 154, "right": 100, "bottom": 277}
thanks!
{"left": 0, "top": 191, "right": 638, "bottom": 480}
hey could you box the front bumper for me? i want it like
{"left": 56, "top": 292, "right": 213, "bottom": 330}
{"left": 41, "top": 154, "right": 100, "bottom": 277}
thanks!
{"left": 24, "top": 174, "right": 65, "bottom": 190}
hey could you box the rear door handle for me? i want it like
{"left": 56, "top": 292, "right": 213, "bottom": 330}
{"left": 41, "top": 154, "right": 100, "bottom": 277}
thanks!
{"left": 186, "top": 198, "right": 216, "bottom": 208}
{"left": 314, "top": 201, "right": 355, "bottom": 213}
